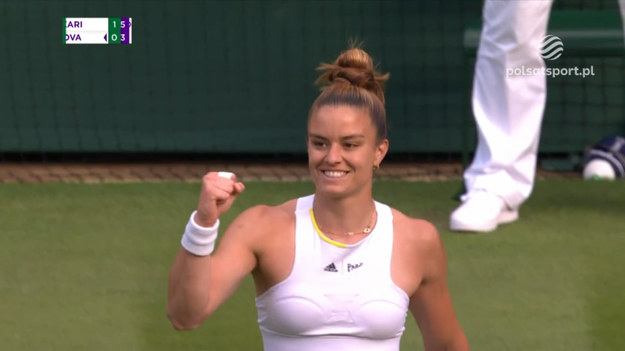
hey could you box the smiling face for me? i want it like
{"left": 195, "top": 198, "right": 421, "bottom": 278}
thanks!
{"left": 307, "top": 105, "right": 388, "bottom": 199}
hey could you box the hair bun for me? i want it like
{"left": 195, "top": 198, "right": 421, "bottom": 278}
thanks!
{"left": 336, "top": 48, "right": 374, "bottom": 71}
{"left": 315, "top": 47, "right": 389, "bottom": 104}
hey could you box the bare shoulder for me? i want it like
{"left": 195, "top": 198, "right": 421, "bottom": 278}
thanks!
{"left": 221, "top": 198, "right": 298, "bottom": 292}
{"left": 220, "top": 198, "right": 297, "bottom": 249}
{"left": 228, "top": 198, "right": 296, "bottom": 230}
{"left": 391, "top": 208, "right": 442, "bottom": 253}
{"left": 390, "top": 208, "right": 445, "bottom": 296}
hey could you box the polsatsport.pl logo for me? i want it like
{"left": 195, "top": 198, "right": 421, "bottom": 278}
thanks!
{"left": 506, "top": 35, "right": 596, "bottom": 79}
{"left": 541, "top": 35, "right": 563, "bottom": 60}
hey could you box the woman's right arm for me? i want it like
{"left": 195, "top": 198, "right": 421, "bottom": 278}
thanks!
{"left": 167, "top": 172, "right": 259, "bottom": 330}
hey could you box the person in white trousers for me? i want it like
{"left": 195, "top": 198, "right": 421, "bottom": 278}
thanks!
{"left": 450, "top": 0, "right": 625, "bottom": 232}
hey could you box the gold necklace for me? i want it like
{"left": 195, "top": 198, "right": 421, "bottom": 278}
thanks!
{"left": 312, "top": 207, "right": 377, "bottom": 236}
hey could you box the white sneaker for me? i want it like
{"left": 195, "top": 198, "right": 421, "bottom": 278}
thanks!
{"left": 449, "top": 191, "right": 519, "bottom": 232}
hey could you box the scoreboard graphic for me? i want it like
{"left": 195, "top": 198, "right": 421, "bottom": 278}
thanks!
{"left": 65, "top": 17, "right": 132, "bottom": 44}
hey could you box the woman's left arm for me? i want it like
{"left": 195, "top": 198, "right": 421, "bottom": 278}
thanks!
{"left": 408, "top": 222, "right": 470, "bottom": 351}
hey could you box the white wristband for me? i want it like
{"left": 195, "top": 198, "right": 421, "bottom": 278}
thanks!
{"left": 181, "top": 211, "right": 219, "bottom": 256}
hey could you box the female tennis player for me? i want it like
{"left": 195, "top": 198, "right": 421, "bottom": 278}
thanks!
{"left": 167, "top": 47, "right": 470, "bottom": 351}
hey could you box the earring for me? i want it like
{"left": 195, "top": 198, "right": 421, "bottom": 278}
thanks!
{"left": 373, "top": 164, "right": 379, "bottom": 171}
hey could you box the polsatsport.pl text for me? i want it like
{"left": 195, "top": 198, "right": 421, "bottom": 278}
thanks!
{"left": 506, "top": 65, "right": 595, "bottom": 78}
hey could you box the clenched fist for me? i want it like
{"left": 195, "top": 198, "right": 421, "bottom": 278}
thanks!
{"left": 194, "top": 171, "right": 245, "bottom": 227}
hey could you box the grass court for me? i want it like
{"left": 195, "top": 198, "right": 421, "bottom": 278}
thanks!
{"left": 1, "top": 179, "right": 623, "bottom": 350}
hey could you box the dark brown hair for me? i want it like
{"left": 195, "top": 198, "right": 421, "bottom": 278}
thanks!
{"left": 309, "top": 47, "right": 390, "bottom": 142}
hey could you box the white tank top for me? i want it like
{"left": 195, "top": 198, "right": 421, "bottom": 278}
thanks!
{"left": 255, "top": 195, "right": 410, "bottom": 351}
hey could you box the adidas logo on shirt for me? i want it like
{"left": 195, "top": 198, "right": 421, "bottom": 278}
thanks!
{"left": 323, "top": 262, "right": 338, "bottom": 272}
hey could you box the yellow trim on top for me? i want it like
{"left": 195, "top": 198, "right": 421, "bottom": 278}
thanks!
{"left": 309, "top": 208, "right": 348, "bottom": 248}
